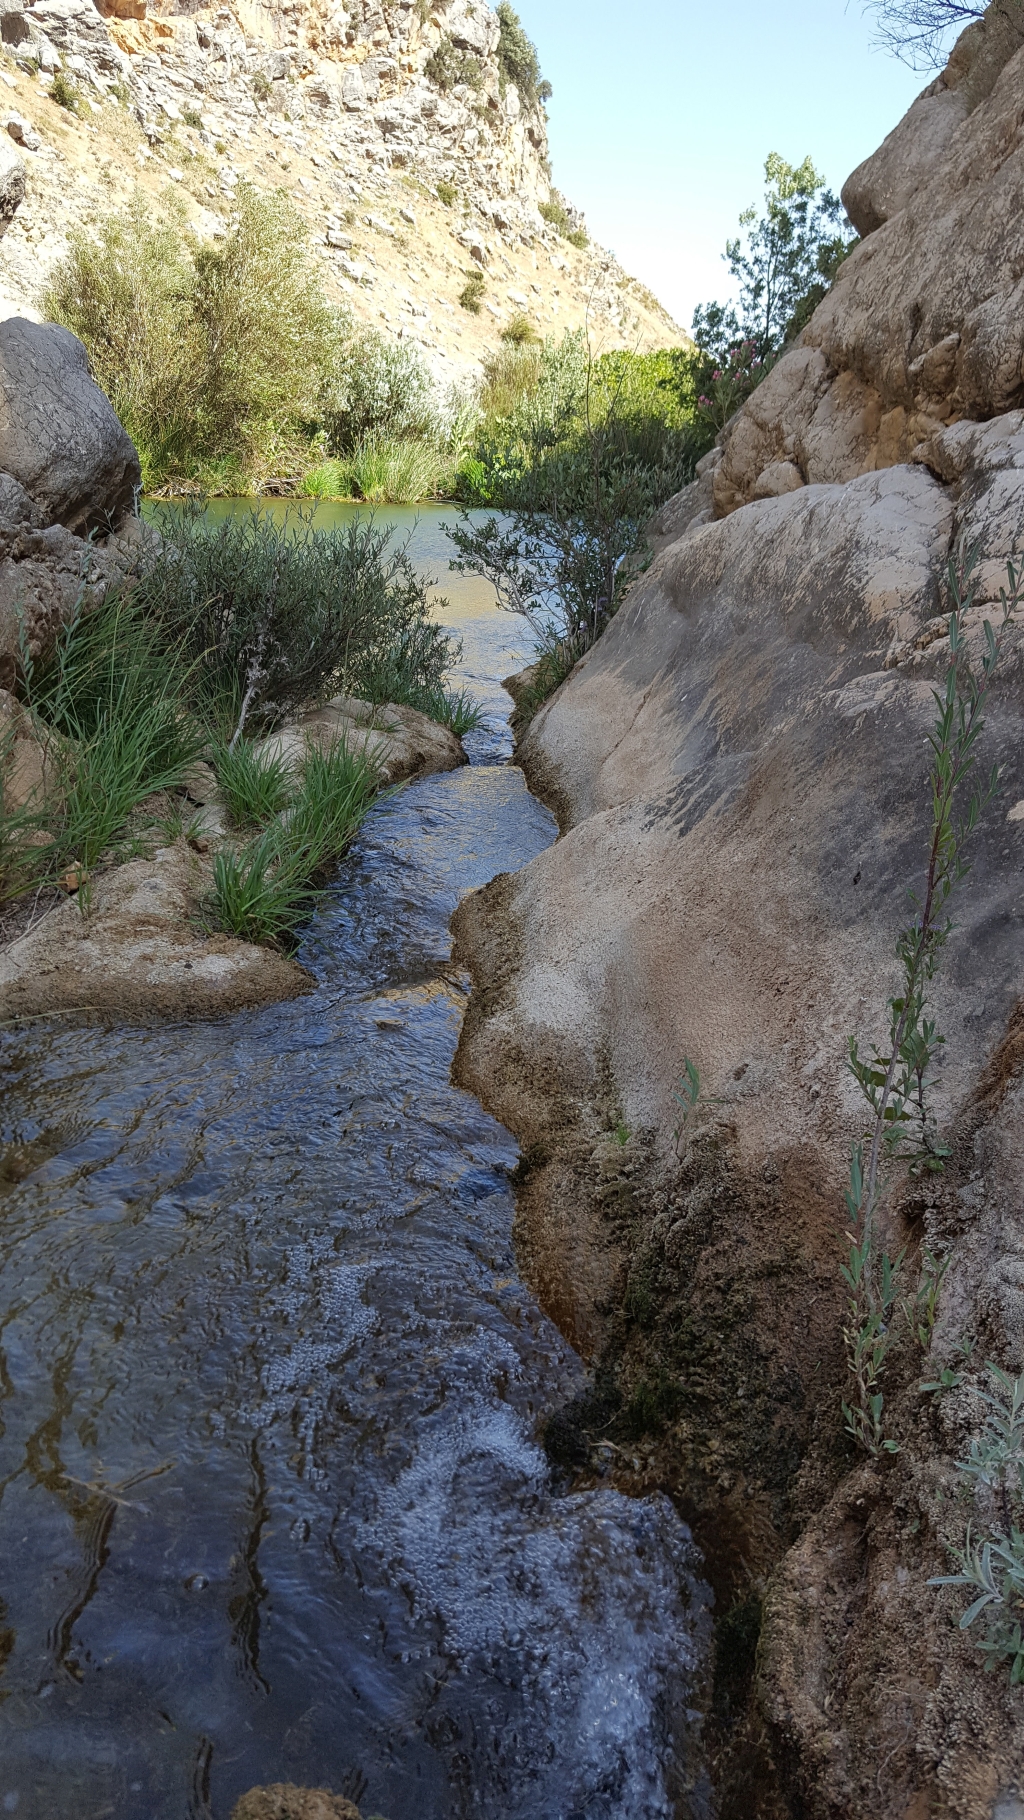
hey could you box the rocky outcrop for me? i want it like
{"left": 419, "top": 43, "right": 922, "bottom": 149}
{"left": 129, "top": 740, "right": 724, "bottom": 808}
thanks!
{"left": 711, "top": 0, "right": 1024, "bottom": 516}
{"left": 0, "top": 317, "right": 149, "bottom": 689}
{"left": 452, "top": 14, "right": 1024, "bottom": 1816}
{"left": 0, "top": 0, "right": 677, "bottom": 372}
{"left": 257, "top": 693, "right": 466, "bottom": 786}
{"left": 0, "top": 838, "right": 313, "bottom": 1019}
{"left": 0, "top": 317, "right": 140, "bottom": 531}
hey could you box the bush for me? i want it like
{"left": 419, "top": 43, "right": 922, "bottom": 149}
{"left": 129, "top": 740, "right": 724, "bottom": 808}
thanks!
{"left": 459, "top": 270, "right": 485, "bottom": 314}
{"left": 45, "top": 187, "right": 344, "bottom": 490}
{"left": 435, "top": 179, "right": 458, "bottom": 208}
{"left": 49, "top": 68, "right": 79, "bottom": 112}
{"left": 447, "top": 335, "right": 710, "bottom": 712}
{"left": 424, "top": 34, "right": 483, "bottom": 91}
{"left": 138, "top": 505, "right": 458, "bottom": 734}
{"left": 323, "top": 328, "right": 435, "bottom": 451}
{"left": 479, "top": 338, "right": 543, "bottom": 421}
{"left": 501, "top": 313, "right": 540, "bottom": 347}
{"left": 540, "top": 191, "right": 587, "bottom": 248}
{"left": 496, "top": 3, "right": 551, "bottom": 107}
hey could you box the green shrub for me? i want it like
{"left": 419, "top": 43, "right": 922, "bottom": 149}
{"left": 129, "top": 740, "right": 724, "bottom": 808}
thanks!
{"left": 139, "top": 505, "right": 457, "bottom": 733}
{"left": 435, "top": 179, "right": 458, "bottom": 208}
{"left": 212, "top": 737, "right": 292, "bottom": 827}
{"left": 182, "top": 106, "right": 204, "bottom": 129}
{"left": 501, "top": 313, "right": 539, "bottom": 347}
{"left": 49, "top": 68, "right": 79, "bottom": 112}
{"left": 424, "top": 33, "right": 483, "bottom": 91}
{"left": 251, "top": 69, "right": 271, "bottom": 103}
{"left": 539, "top": 192, "right": 586, "bottom": 246}
{"left": 496, "top": 3, "right": 551, "bottom": 107}
{"left": 459, "top": 269, "right": 485, "bottom": 314}
{"left": 323, "top": 328, "right": 435, "bottom": 451}
{"left": 480, "top": 338, "right": 543, "bottom": 420}
{"left": 45, "top": 187, "right": 343, "bottom": 490}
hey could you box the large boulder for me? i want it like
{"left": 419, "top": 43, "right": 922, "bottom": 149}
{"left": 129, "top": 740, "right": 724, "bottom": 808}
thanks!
{"left": 453, "top": 271, "right": 1024, "bottom": 1820}
{"left": 710, "top": 0, "right": 1024, "bottom": 514}
{"left": 0, "top": 319, "right": 140, "bottom": 535}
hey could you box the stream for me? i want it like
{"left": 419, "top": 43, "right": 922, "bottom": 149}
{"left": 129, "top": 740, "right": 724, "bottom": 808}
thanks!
{"left": 0, "top": 508, "right": 709, "bottom": 1820}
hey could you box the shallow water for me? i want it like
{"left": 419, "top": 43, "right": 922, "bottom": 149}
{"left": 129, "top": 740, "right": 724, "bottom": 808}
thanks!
{"left": 0, "top": 527, "right": 709, "bottom": 1820}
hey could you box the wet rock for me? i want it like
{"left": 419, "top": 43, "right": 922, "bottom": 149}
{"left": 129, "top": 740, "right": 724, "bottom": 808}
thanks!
{"left": 255, "top": 695, "right": 467, "bottom": 786}
{"left": 0, "top": 839, "right": 312, "bottom": 1021}
{"left": 231, "top": 1788, "right": 364, "bottom": 1820}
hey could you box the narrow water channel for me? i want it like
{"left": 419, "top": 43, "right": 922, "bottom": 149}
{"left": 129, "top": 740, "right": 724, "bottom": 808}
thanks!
{"left": 0, "top": 512, "right": 709, "bottom": 1820}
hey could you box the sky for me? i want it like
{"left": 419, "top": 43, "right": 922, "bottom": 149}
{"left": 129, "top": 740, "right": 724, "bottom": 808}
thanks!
{"left": 512, "top": 0, "right": 942, "bottom": 330}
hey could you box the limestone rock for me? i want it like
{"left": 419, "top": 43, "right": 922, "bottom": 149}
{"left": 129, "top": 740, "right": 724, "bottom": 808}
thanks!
{"left": 0, "top": 319, "right": 140, "bottom": 534}
{"left": 231, "top": 1788, "right": 363, "bottom": 1820}
{"left": 710, "top": 7, "right": 1024, "bottom": 513}
{"left": 0, "top": 840, "right": 311, "bottom": 1021}
{"left": 23, "top": 0, "right": 130, "bottom": 87}
{"left": 255, "top": 695, "right": 467, "bottom": 786}
{"left": 0, "top": 684, "right": 48, "bottom": 810}
{"left": 453, "top": 419, "right": 1024, "bottom": 1807}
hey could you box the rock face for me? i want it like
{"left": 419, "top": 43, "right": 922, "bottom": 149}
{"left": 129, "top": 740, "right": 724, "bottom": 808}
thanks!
{"left": 0, "top": 317, "right": 140, "bottom": 532}
{"left": 0, "top": 0, "right": 678, "bottom": 372}
{"left": 711, "top": 0, "right": 1024, "bottom": 516}
{"left": 0, "top": 317, "right": 149, "bottom": 690}
{"left": 452, "top": 12, "right": 1024, "bottom": 1816}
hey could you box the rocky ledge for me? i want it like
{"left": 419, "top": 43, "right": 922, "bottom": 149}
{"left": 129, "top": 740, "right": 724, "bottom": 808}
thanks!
{"left": 452, "top": 10, "right": 1024, "bottom": 1816}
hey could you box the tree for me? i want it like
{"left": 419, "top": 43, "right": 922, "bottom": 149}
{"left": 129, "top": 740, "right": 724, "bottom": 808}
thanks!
{"left": 862, "top": 0, "right": 985, "bottom": 69}
{"left": 689, "top": 154, "right": 856, "bottom": 430}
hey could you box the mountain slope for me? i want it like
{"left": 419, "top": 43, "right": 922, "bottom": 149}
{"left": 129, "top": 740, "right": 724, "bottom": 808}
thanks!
{"left": 0, "top": 0, "right": 680, "bottom": 377}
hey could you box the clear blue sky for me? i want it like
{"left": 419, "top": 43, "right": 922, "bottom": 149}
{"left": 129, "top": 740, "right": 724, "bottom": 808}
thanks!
{"left": 512, "top": 0, "right": 940, "bottom": 330}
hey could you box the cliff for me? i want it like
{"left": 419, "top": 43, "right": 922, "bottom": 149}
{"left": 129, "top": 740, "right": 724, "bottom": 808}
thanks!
{"left": 452, "top": 6, "right": 1024, "bottom": 1815}
{"left": 0, "top": 0, "right": 679, "bottom": 375}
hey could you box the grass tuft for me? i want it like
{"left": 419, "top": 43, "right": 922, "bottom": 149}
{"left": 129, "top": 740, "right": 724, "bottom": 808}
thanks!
{"left": 212, "top": 738, "right": 293, "bottom": 827}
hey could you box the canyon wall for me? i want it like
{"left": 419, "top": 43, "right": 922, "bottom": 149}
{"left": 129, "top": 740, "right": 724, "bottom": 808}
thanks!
{"left": 454, "top": 8, "right": 1024, "bottom": 1815}
{"left": 0, "top": 0, "right": 678, "bottom": 373}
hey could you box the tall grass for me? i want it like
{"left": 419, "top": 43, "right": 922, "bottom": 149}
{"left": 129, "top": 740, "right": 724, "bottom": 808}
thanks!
{"left": 209, "top": 738, "right": 382, "bottom": 944}
{"left": 22, "top": 591, "right": 201, "bottom": 875}
{"left": 212, "top": 738, "right": 293, "bottom": 827}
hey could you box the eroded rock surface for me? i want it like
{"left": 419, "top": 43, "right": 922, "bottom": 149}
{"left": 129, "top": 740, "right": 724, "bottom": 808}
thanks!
{"left": 259, "top": 694, "right": 467, "bottom": 787}
{"left": 0, "top": 316, "right": 140, "bottom": 532}
{"left": 452, "top": 18, "right": 1024, "bottom": 1812}
{"left": 713, "top": 1, "right": 1024, "bottom": 515}
{"left": 0, "top": 839, "right": 312, "bottom": 1020}
{"left": 0, "top": 316, "right": 151, "bottom": 688}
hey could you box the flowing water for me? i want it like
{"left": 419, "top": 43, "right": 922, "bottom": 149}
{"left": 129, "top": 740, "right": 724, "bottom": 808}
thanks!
{"left": 0, "top": 508, "right": 710, "bottom": 1820}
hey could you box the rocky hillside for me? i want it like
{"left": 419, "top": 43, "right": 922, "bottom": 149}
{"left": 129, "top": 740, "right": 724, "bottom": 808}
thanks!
{"left": 0, "top": 0, "right": 679, "bottom": 379}
{"left": 453, "top": 5, "right": 1024, "bottom": 1815}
